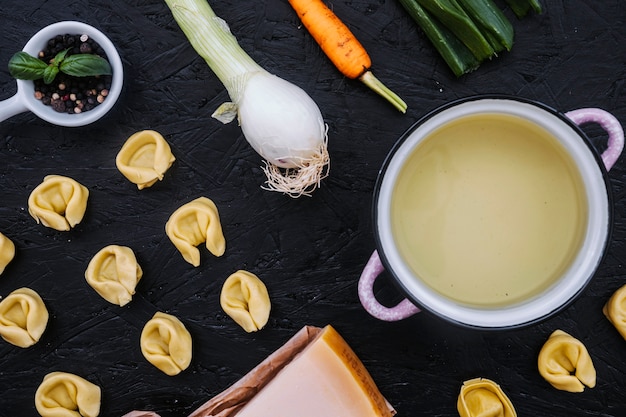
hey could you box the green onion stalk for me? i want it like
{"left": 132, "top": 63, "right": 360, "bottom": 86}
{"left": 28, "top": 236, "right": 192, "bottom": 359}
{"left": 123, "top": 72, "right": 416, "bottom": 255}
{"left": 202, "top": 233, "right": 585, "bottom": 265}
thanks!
{"left": 164, "top": 0, "right": 329, "bottom": 198}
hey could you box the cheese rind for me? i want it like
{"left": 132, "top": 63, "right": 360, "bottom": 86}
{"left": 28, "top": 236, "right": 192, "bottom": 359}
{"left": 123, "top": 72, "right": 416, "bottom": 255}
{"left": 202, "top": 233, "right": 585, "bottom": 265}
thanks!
{"left": 234, "top": 325, "right": 393, "bottom": 417}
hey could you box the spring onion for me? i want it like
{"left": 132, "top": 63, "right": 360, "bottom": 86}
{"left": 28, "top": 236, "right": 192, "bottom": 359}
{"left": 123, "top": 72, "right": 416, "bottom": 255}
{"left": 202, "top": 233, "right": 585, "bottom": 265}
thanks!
{"left": 164, "top": 0, "right": 329, "bottom": 198}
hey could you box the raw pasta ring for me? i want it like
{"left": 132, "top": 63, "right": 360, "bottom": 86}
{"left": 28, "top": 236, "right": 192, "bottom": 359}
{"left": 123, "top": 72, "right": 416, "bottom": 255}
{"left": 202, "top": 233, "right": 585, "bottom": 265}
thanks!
{"left": 537, "top": 329, "right": 596, "bottom": 392}
{"left": 35, "top": 371, "right": 101, "bottom": 417}
{"left": 28, "top": 175, "right": 89, "bottom": 231}
{"left": 603, "top": 284, "right": 626, "bottom": 340}
{"left": 0, "top": 232, "right": 15, "bottom": 275}
{"left": 165, "top": 197, "right": 226, "bottom": 266}
{"left": 457, "top": 377, "right": 516, "bottom": 417}
{"left": 116, "top": 130, "right": 175, "bottom": 189}
{"left": 220, "top": 270, "right": 271, "bottom": 332}
{"left": 0, "top": 287, "right": 49, "bottom": 348}
{"left": 85, "top": 245, "right": 143, "bottom": 306}
{"left": 140, "top": 311, "right": 192, "bottom": 376}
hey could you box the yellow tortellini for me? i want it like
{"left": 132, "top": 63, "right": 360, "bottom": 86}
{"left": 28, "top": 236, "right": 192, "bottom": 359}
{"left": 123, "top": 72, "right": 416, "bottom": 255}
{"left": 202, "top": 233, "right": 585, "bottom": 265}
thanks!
{"left": 220, "top": 270, "right": 271, "bottom": 333}
{"left": 140, "top": 312, "right": 192, "bottom": 376}
{"left": 35, "top": 371, "right": 101, "bottom": 417}
{"left": 28, "top": 175, "right": 89, "bottom": 231}
{"left": 457, "top": 378, "right": 516, "bottom": 417}
{"left": 537, "top": 330, "right": 596, "bottom": 392}
{"left": 0, "top": 287, "right": 48, "bottom": 348}
{"left": 85, "top": 245, "right": 143, "bottom": 306}
{"left": 116, "top": 130, "right": 176, "bottom": 189}
{"left": 165, "top": 197, "right": 226, "bottom": 266}
{"left": 0, "top": 231, "right": 15, "bottom": 275}
{"left": 603, "top": 284, "right": 626, "bottom": 340}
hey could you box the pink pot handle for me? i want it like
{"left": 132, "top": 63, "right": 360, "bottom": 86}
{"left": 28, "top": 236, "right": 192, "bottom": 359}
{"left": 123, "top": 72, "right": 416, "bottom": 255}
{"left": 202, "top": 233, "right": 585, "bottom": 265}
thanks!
{"left": 358, "top": 250, "right": 420, "bottom": 321}
{"left": 565, "top": 108, "right": 624, "bottom": 171}
{"left": 359, "top": 108, "right": 623, "bottom": 322}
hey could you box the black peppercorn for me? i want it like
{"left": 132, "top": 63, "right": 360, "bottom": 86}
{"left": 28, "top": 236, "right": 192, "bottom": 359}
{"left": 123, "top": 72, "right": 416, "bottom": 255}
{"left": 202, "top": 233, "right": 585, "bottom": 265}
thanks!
{"left": 33, "top": 33, "right": 112, "bottom": 115}
{"left": 79, "top": 42, "right": 92, "bottom": 54}
{"left": 51, "top": 99, "right": 65, "bottom": 113}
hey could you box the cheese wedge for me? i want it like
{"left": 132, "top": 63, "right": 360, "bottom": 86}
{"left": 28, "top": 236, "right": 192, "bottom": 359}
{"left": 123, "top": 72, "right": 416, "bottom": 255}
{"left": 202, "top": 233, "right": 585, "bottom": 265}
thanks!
{"left": 234, "top": 325, "right": 393, "bottom": 417}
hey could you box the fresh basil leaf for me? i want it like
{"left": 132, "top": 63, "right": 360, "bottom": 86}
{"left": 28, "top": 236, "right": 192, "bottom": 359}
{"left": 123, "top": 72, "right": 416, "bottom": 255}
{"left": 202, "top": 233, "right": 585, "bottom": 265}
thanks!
{"left": 7, "top": 51, "right": 47, "bottom": 80}
{"left": 53, "top": 48, "right": 71, "bottom": 65}
{"left": 43, "top": 65, "right": 59, "bottom": 84}
{"left": 60, "top": 54, "right": 112, "bottom": 77}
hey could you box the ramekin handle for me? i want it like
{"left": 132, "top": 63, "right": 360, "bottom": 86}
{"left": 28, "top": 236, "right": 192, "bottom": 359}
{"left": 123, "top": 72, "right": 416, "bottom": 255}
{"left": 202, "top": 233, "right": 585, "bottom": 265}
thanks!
{"left": 565, "top": 108, "right": 624, "bottom": 171}
{"left": 358, "top": 250, "right": 420, "bottom": 321}
{"left": 0, "top": 93, "right": 28, "bottom": 123}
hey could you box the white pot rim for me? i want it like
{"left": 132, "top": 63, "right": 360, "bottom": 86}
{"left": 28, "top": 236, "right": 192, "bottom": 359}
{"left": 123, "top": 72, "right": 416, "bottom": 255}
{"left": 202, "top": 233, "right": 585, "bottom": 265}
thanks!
{"left": 373, "top": 95, "right": 612, "bottom": 329}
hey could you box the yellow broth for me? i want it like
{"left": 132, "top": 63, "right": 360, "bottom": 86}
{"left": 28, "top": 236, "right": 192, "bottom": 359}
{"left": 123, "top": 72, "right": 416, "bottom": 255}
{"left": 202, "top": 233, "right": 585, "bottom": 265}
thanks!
{"left": 391, "top": 113, "right": 588, "bottom": 307}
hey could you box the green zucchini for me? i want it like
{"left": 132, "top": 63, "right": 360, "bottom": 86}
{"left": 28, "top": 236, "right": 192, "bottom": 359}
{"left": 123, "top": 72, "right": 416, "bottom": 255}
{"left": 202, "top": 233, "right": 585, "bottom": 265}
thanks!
{"left": 415, "top": 0, "right": 495, "bottom": 62}
{"left": 398, "top": 0, "right": 541, "bottom": 76}
{"left": 398, "top": 0, "right": 480, "bottom": 76}
{"left": 457, "top": 0, "right": 514, "bottom": 51}
{"left": 504, "top": 0, "right": 542, "bottom": 18}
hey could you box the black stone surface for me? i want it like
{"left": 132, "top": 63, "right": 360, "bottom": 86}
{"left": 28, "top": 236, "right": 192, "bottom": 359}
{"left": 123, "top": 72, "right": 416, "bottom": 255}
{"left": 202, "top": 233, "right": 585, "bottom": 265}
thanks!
{"left": 1, "top": 1, "right": 625, "bottom": 416}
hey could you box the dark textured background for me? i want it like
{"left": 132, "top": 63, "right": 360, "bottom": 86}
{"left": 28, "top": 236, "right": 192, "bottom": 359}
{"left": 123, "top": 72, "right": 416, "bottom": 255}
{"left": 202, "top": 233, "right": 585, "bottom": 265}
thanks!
{"left": 1, "top": 1, "right": 626, "bottom": 416}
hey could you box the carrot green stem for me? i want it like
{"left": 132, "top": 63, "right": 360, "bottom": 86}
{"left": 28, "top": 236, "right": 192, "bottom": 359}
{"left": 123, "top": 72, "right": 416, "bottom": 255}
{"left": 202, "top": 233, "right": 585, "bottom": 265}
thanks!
{"left": 359, "top": 71, "right": 407, "bottom": 114}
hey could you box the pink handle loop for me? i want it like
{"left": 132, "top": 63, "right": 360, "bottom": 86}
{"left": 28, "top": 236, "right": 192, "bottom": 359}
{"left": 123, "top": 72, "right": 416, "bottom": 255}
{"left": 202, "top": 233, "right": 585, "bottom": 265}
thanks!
{"left": 359, "top": 108, "right": 623, "bottom": 322}
{"left": 358, "top": 250, "right": 420, "bottom": 321}
{"left": 565, "top": 108, "right": 624, "bottom": 171}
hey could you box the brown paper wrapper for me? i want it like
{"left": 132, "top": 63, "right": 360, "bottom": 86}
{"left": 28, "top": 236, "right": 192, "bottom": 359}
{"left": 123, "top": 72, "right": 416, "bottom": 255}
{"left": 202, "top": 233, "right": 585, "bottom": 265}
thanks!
{"left": 188, "top": 325, "right": 396, "bottom": 417}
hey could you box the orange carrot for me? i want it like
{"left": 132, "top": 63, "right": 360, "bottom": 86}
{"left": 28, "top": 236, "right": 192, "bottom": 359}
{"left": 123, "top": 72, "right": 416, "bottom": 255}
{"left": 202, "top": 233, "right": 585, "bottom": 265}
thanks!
{"left": 288, "top": 0, "right": 407, "bottom": 113}
{"left": 290, "top": 0, "right": 370, "bottom": 79}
